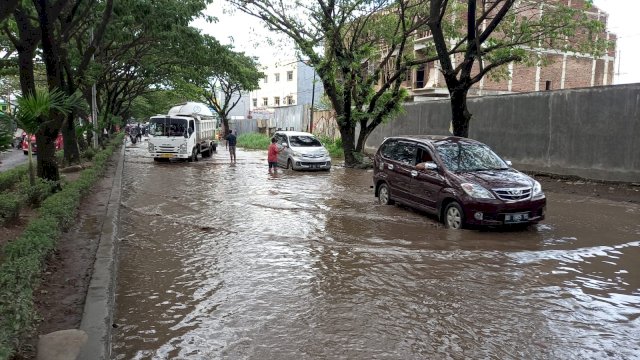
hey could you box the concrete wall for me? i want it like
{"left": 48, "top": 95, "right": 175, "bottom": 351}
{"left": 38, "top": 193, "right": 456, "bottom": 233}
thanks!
{"left": 365, "top": 84, "right": 640, "bottom": 182}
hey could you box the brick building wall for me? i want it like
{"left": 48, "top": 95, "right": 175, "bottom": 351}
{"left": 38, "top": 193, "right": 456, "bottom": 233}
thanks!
{"left": 406, "top": 0, "right": 616, "bottom": 98}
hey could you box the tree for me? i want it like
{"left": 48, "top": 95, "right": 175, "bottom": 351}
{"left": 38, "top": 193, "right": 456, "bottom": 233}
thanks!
{"left": 95, "top": 0, "right": 213, "bottom": 124}
{"left": 428, "top": 0, "right": 608, "bottom": 137}
{"left": 11, "top": 87, "right": 82, "bottom": 185}
{"left": 230, "top": 0, "right": 431, "bottom": 166}
{"left": 198, "top": 37, "right": 262, "bottom": 134}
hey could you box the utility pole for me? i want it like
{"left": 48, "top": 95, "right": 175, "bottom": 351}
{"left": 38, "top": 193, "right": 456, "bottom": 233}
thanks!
{"left": 310, "top": 70, "right": 316, "bottom": 134}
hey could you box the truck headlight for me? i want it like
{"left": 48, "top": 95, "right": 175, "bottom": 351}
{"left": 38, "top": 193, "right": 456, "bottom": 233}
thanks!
{"left": 461, "top": 183, "right": 495, "bottom": 199}
{"left": 148, "top": 143, "right": 154, "bottom": 152}
{"left": 179, "top": 143, "right": 188, "bottom": 153}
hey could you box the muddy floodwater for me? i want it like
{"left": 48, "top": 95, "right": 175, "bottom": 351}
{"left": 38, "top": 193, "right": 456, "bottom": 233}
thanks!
{"left": 112, "top": 143, "right": 640, "bottom": 359}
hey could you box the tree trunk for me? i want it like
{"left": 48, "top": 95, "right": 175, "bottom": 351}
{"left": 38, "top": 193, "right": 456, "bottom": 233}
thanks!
{"left": 36, "top": 126, "right": 60, "bottom": 182}
{"left": 62, "top": 113, "right": 81, "bottom": 163}
{"left": 355, "top": 118, "right": 371, "bottom": 153}
{"left": 450, "top": 87, "right": 472, "bottom": 138}
{"left": 222, "top": 117, "right": 229, "bottom": 137}
{"left": 339, "top": 125, "right": 357, "bottom": 167}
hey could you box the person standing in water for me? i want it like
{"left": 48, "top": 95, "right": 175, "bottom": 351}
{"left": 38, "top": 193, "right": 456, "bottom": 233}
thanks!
{"left": 226, "top": 130, "right": 237, "bottom": 162}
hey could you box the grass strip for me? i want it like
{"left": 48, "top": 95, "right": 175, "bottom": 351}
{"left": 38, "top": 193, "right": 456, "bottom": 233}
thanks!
{"left": 0, "top": 133, "right": 124, "bottom": 359}
{"left": 0, "top": 165, "right": 28, "bottom": 193}
{"left": 237, "top": 132, "right": 344, "bottom": 158}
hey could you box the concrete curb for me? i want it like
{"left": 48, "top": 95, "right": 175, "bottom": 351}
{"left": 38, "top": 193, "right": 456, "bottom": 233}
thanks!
{"left": 77, "top": 141, "right": 125, "bottom": 359}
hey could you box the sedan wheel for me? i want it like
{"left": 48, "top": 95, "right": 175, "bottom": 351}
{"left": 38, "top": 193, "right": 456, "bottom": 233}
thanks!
{"left": 378, "top": 183, "right": 394, "bottom": 205}
{"left": 444, "top": 202, "right": 464, "bottom": 229}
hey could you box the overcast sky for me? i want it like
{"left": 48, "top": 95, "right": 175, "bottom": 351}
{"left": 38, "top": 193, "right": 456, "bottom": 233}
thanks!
{"left": 194, "top": 0, "right": 640, "bottom": 84}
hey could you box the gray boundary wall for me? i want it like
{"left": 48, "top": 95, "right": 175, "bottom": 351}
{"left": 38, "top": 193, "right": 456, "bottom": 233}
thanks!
{"left": 365, "top": 84, "right": 640, "bottom": 182}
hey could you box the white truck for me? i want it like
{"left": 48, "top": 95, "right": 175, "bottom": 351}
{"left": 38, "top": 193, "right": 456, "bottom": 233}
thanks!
{"left": 147, "top": 102, "right": 218, "bottom": 162}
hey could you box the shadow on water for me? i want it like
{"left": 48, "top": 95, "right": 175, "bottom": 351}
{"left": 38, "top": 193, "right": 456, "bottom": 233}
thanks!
{"left": 112, "top": 145, "right": 640, "bottom": 359}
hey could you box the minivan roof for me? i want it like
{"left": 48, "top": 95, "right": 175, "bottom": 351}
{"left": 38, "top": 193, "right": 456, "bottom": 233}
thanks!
{"left": 384, "top": 135, "right": 483, "bottom": 146}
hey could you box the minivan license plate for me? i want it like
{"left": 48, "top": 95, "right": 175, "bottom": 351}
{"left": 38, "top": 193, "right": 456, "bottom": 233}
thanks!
{"left": 504, "top": 212, "right": 529, "bottom": 223}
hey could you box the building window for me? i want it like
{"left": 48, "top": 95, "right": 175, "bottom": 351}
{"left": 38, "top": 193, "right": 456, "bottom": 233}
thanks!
{"left": 262, "top": 97, "right": 268, "bottom": 106}
{"left": 274, "top": 97, "right": 280, "bottom": 106}
{"left": 264, "top": 75, "right": 268, "bottom": 83}
{"left": 275, "top": 73, "right": 280, "bottom": 82}
{"left": 286, "top": 96, "right": 294, "bottom": 105}
{"left": 252, "top": 98, "right": 257, "bottom": 107}
{"left": 287, "top": 71, "right": 293, "bottom": 81}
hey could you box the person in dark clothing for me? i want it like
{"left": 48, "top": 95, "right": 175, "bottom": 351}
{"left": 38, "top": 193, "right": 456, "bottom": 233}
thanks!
{"left": 226, "top": 130, "right": 237, "bottom": 162}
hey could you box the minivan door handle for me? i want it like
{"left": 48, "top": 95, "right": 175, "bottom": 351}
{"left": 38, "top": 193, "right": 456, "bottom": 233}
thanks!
{"left": 410, "top": 170, "right": 418, "bottom": 177}
{"left": 388, "top": 164, "right": 394, "bottom": 170}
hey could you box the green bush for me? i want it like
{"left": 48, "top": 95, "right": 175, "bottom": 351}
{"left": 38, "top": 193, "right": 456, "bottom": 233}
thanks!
{"left": 18, "top": 178, "right": 58, "bottom": 207}
{"left": 82, "top": 147, "right": 96, "bottom": 160}
{"left": 237, "top": 132, "right": 271, "bottom": 149}
{"left": 318, "top": 136, "right": 344, "bottom": 158}
{"left": 0, "top": 165, "right": 27, "bottom": 193}
{"left": 0, "top": 133, "right": 123, "bottom": 359}
{"left": 0, "top": 193, "right": 21, "bottom": 226}
{"left": 55, "top": 150, "right": 64, "bottom": 165}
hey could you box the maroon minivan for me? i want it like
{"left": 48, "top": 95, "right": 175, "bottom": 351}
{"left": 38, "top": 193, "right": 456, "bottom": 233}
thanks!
{"left": 373, "top": 135, "right": 546, "bottom": 229}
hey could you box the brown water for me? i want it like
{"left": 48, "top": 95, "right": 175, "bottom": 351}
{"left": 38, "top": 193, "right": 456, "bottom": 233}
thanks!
{"left": 112, "top": 143, "right": 640, "bottom": 359}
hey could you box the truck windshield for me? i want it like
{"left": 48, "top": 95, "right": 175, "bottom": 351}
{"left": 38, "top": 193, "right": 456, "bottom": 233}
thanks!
{"left": 149, "top": 118, "right": 187, "bottom": 137}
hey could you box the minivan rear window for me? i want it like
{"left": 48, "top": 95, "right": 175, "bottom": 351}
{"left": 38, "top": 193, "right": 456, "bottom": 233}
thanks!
{"left": 436, "top": 143, "right": 508, "bottom": 172}
{"left": 289, "top": 135, "right": 321, "bottom": 147}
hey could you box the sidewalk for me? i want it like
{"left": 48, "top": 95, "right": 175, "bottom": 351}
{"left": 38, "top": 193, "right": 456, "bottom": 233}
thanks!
{"left": 36, "top": 142, "right": 125, "bottom": 360}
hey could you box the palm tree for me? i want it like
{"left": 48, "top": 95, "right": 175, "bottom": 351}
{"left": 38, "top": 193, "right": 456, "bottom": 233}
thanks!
{"left": 13, "top": 88, "right": 83, "bottom": 185}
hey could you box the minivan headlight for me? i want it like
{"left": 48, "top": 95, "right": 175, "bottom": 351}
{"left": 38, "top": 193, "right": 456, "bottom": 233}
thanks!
{"left": 291, "top": 151, "right": 302, "bottom": 157}
{"left": 532, "top": 180, "right": 545, "bottom": 199}
{"left": 461, "top": 183, "right": 495, "bottom": 199}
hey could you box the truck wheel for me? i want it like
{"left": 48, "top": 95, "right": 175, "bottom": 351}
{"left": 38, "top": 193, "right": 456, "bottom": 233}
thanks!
{"left": 201, "top": 145, "right": 211, "bottom": 158}
{"left": 212, "top": 144, "right": 217, "bottom": 152}
{"left": 188, "top": 148, "right": 197, "bottom": 162}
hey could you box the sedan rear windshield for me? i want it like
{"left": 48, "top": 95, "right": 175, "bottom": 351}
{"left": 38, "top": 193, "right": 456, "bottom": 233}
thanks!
{"left": 149, "top": 117, "right": 187, "bottom": 137}
{"left": 289, "top": 135, "right": 321, "bottom": 147}
{"left": 436, "top": 143, "right": 508, "bottom": 172}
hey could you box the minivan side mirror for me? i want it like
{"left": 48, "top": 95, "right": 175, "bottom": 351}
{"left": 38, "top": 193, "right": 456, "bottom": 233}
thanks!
{"left": 505, "top": 160, "right": 513, "bottom": 167}
{"left": 417, "top": 161, "right": 438, "bottom": 171}
{"left": 281, "top": 143, "right": 288, "bottom": 147}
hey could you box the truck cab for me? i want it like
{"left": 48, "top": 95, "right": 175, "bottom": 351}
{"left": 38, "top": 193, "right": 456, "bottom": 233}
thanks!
{"left": 147, "top": 102, "right": 218, "bottom": 162}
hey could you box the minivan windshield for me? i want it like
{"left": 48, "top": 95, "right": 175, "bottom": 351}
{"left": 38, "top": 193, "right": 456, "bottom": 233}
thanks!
{"left": 149, "top": 117, "right": 187, "bottom": 137}
{"left": 289, "top": 135, "right": 322, "bottom": 147}
{"left": 436, "top": 143, "right": 508, "bottom": 172}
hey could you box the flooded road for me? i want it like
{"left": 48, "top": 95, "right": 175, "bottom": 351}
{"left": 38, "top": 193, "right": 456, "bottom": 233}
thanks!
{"left": 112, "top": 143, "right": 640, "bottom": 359}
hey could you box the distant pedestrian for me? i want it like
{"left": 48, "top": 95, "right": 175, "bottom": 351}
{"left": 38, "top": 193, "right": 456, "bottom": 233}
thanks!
{"left": 267, "top": 137, "right": 283, "bottom": 174}
{"left": 136, "top": 123, "right": 142, "bottom": 142}
{"left": 226, "top": 130, "right": 237, "bottom": 162}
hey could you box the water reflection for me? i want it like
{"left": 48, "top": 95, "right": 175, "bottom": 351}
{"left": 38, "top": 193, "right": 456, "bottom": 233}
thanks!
{"left": 113, "top": 146, "right": 640, "bottom": 359}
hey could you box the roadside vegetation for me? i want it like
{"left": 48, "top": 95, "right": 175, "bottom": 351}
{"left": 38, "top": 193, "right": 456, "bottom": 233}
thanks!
{"left": 0, "top": 133, "right": 124, "bottom": 359}
{"left": 237, "top": 132, "right": 344, "bottom": 159}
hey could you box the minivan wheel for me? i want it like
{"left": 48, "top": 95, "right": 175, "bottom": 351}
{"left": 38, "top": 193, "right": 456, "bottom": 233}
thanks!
{"left": 444, "top": 202, "right": 464, "bottom": 229}
{"left": 378, "top": 183, "right": 394, "bottom": 205}
{"left": 287, "top": 159, "right": 293, "bottom": 170}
